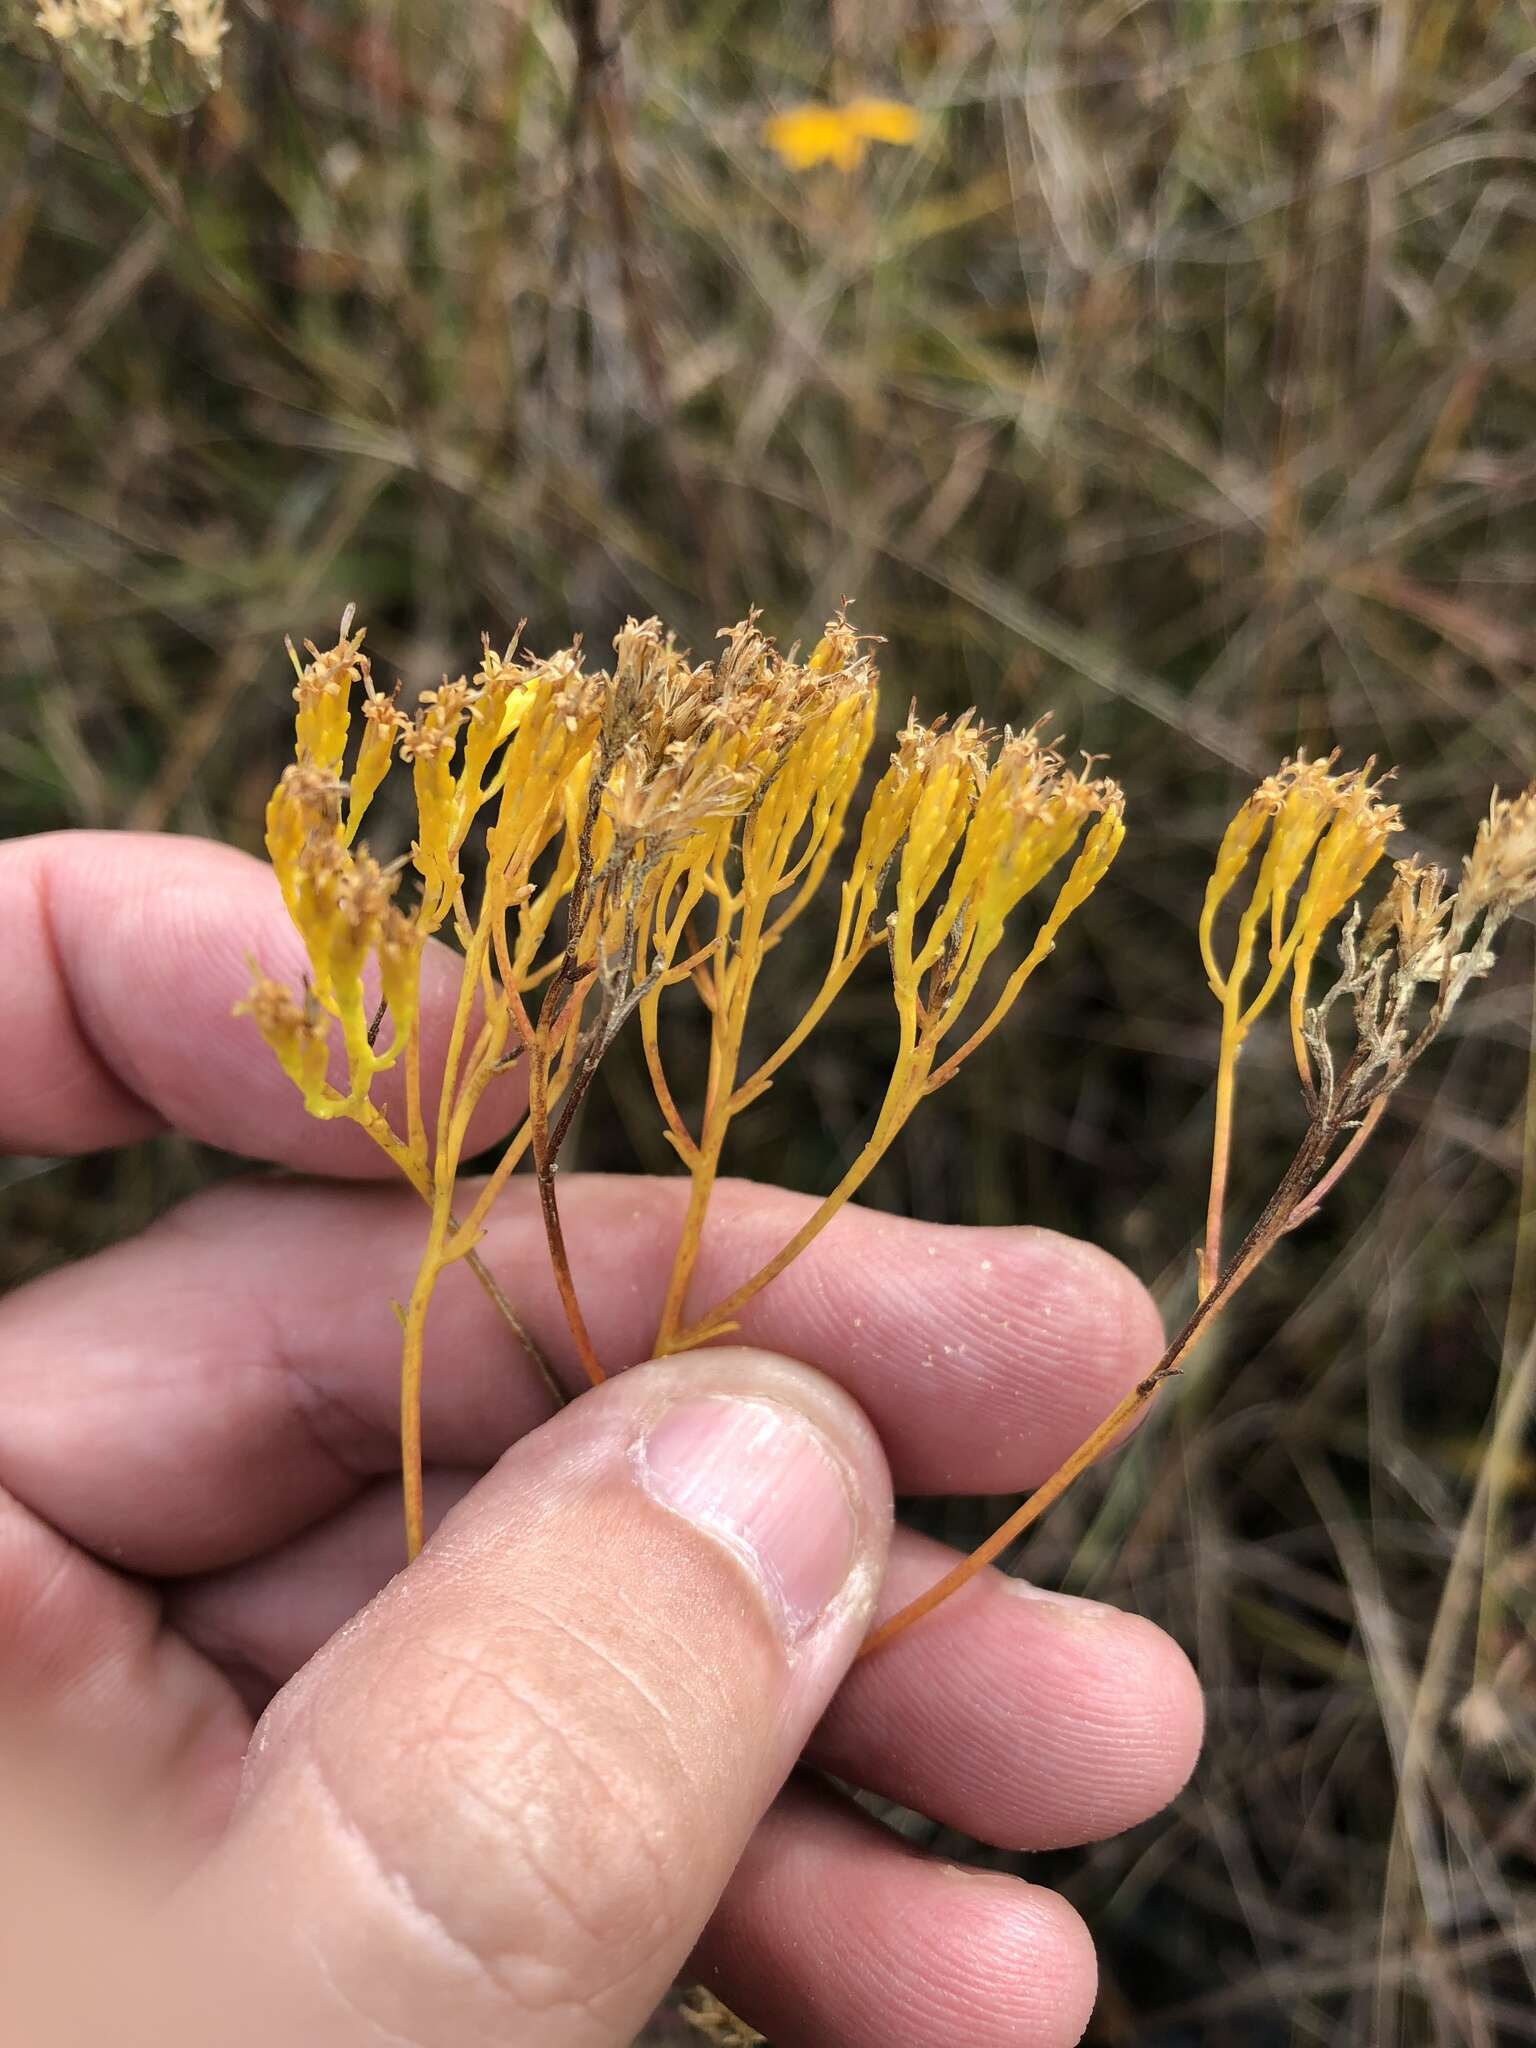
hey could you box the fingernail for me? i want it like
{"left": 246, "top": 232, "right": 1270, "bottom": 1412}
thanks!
{"left": 639, "top": 1396, "right": 856, "bottom": 1643}
{"left": 999, "top": 1576, "right": 1117, "bottom": 1626}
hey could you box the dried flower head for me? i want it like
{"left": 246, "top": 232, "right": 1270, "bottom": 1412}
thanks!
{"left": 33, "top": 0, "right": 228, "bottom": 103}
{"left": 678, "top": 1987, "right": 765, "bottom": 2047}
{"left": 1307, "top": 778, "right": 1536, "bottom": 1126}
{"left": 1459, "top": 784, "right": 1536, "bottom": 925}
{"left": 1362, "top": 857, "right": 1453, "bottom": 979}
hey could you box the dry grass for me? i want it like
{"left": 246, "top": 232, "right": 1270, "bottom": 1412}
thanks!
{"left": 2, "top": 2, "right": 1535, "bottom": 2041}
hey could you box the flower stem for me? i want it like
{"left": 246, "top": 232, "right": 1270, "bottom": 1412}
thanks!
{"left": 1200, "top": 1028, "right": 1240, "bottom": 1298}
{"left": 1283, "top": 1095, "right": 1386, "bottom": 1232}
{"left": 354, "top": 1099, "right": 553, "bottom": 1387}
{"left": 529, "top": 1038, "right": 605, "bottom": 1387}
{"left": 399, "top": 1196, "right": 454, "bottom": 1561}
{"left": 664, "top": 1060, "right": 927, "bottom": 1353}
{"left": 858, "top": 1380, "right": 1150, "bottom": 1658}
{"left": 654, "top": 877, "right": 764, "bottom": 1349}
{"left": 861, "top": 1115, "right": 1342, "bottom": 1659}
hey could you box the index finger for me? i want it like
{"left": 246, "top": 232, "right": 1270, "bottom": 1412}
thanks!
{"left": 0, "top": 831, "right": 521, "bottom": 1175}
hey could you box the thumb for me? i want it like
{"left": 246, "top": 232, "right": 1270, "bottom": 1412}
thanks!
{"left": 179, "top": 1349, "right": 892, "bottom": 2047}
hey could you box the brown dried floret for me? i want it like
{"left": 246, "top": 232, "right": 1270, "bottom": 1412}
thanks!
{"left": 1459, "top": 783, "right": 1536, "bottom": 925}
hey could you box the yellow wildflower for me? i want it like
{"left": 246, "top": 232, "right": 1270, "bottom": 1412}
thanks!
{"left": 1198, "top": 751, "right": 1399, "bottom": 1294}
{"left": 236, "top": 976, "right": 331, "bottom": 1115}
{"left": 763, "top": 96, "right": 921, "bottom": 173}
{"left": 346, "top": 676, "right": 406, "bottom": 844}
{"left": 289, "top": 608, "right": 368, "bottom": 779}
{"left": 265, "top": 762, "right": 343, "bottom": 917}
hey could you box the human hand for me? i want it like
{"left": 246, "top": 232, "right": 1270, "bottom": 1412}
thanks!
{"left": 0, "top": 832, "right": 1202, "bottom": 2047}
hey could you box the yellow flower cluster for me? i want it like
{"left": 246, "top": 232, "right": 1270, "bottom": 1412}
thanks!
{"left": 243, "top": 604, "right": 1123, "bottom": 1556}
{"left": 1202, "top": 754, "right": 1400, "bottom": 1076}
{"left": 243, "top": 606, "right": 1536, "bottom": 1643}
{"left": 241, "top": 616, "right": 423, "bottom": 1118}
{"left": 1196, "top": 752, "right": 1399, "bottom": 1291}
{"left": 1195, "top": 751, "right": 1536, "bottom": 1297}
{"left": 866, "top": 751, "right": 1536, "bottom": 1660}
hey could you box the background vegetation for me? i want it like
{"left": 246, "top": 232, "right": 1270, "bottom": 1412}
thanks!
{"left": 2, "top": 2, "right": 1534, "bottom": 2040}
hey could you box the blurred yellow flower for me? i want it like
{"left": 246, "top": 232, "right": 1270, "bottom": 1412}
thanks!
{"left": 762, "top": 96, "right": 921, "bottom": 173}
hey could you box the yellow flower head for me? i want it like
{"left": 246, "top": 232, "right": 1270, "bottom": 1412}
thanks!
{"left": 966, "top": 730, "right": 1088, "bottom": 915}
{"left": 1199, "top": 749, "right": 1403, "bottom": 1194}
{"left": 265, "top": 761, "right": 343, "bottom": 916}
{"left": 1290, "top": 762, "right": 1400, "bottom": 945}
{"left": 1202, "top": 751, "right": 1398, "bottom": 1006}
{"left": 347, "top": 674, "right": 407, "bottom": 843}
{"left": 289, "top": 607, "right": 368, "bottom": 778}
{"left": 763, "top": 96, "right": 921, "bottom": 173}
{"left": 235, "top": 974, "right": 330, "bottom": 1113}
{"left": 400, "top": 679, "right": 475, "bottom": 928}
{"left": 896, "top": 715, "right": 987, "bottom": 923}
{"left": 928, "top": 735, "right": 1123, "bottom": 1010}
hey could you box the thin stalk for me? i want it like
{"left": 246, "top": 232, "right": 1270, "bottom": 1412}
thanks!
{"left": 399, "top": 1192, "right": 455, "bottom": 1560}
{"left": 860, "top": 1117, "right": 1338, "bottom": 1659}
{"left": 460, "top": 1238, "right": 569, "bottom": 1413}
{"left": 1284, "top": 1095, "right": 1387, "bottom": 1232}
{"left": 1289, "top": 935, "right": 1320, "bottom": 1094}
{"left": 442, "top": 1117, "right": 538, "bottom": 1257}
{"left": 925, "top": 899, "right": 1078, "bottom": 1090}
{"left": 529, "top": 1037, "right": 605, "bottom": 1386}
{"left": 640, "top": 1002, "right": 697, "bottom": 1163}
{"left": 354, "top": 1099, "right": 553, "bottom": 1389}
{"left": 536, "top": 1171, "right": 603, "bottom": 1385}
{"left": 435, "top": 919, "right": 495, "bottom": 1165}
{"left": 653, "top": 1044, "right": 740, "bottom": 1347}
{"left": 1200, "top": 858, "right": 1318, "bottom": 1296}
{"left": 635, "top": 885, "right": 711, "bottom": 1164}
{"left": 1475, "top": 963, "right": 1536, "bottom": 1682}
{"left": 405, "top": 1023, "right": 426, "bottom": 1165}
{"left": 665, "top": 1053, "right": 929, "bottom": 1353}
{"left": 859, "top": 1384, "right": 1149, "bottom": 1657}
{"left": 729, "top": 889, "right": 868, "bottom": 1110}
{"left": 661, "top": 839, "right": 914, "bottom": 1350}
{"left": 734, "top": 944, "right": 875, "bottom": 1111}
{"left": 1200, "top": 1028, "right": 1241, "bottom": 1298}
{"left": 654, "top": 872, "right": 764, "bottom": 1348}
